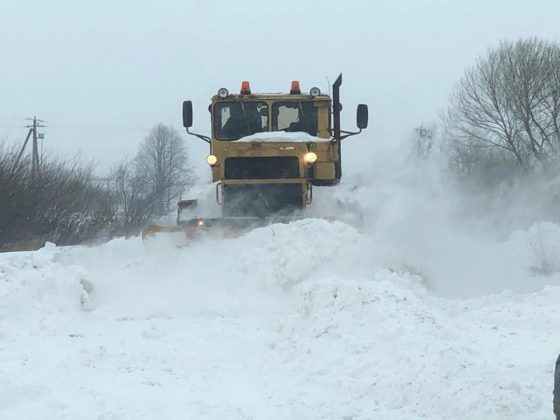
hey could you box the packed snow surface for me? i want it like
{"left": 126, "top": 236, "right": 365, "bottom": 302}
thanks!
{"left": 1, "top": 218, "right": 559, "bottom": 419}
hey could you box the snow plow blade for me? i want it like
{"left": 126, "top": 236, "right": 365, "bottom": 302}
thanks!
{"left": 141, "top": 224, "right": 199, "bottom": 241}
{"left": 141, "top": 217, "right": 297, "bottom": 243}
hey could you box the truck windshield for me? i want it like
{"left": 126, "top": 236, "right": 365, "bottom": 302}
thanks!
{"left": 272, "top": 101, "right": 318, "bottom": 136}
{"left": 214, "top": 102, "right": 268, "bottom": 140}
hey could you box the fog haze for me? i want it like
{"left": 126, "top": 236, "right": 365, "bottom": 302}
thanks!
{"left": 1, "top": 0, "right": 558, "bottom": 175}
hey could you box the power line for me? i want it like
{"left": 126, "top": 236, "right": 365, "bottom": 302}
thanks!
{"left": 1, "top": 122, "right": 151, "bottom": 131}
{"left": 47, "top": 124, "right": 152, "bottom": 131}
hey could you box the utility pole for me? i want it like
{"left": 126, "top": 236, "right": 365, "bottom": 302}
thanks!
{"left": 13, "top": 116, "right": 45, "bottom": 181}
{"left": 29, "top": 116, "right": 45, "bottom": 181}
{"left": 414, "top": 125, "right": 434, "bottom": 159}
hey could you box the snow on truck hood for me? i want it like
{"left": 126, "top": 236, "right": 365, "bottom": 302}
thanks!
{"left": 236, "top": 131, "right": 331, "bottom": 142}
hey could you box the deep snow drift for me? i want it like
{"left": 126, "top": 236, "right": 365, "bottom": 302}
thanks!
{"left": 1, "top": 216, "right": 559, "bottom": 419}
{"left": 2, "top": 139, "right": 560, "bottom": 419}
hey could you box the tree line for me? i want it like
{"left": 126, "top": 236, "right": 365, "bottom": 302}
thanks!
{"left": 0, "top": 124, "right": 193, "bottom": 251}
{"left": 442, "top": 38, "right": 560, "bottom": 182}
{"left": 3, "top": 38, "right": 559, "bottom": 250}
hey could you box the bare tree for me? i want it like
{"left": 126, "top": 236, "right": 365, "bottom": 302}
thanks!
{"left": 135, "top": 124, "right": 193, "bottom": 216}
{"left": 444, "top": 38, "right": 560, "bottom": 177}
{"left": 0, "top": 123, "right": 195, "bottom": 249}
{"left": 107, "top": 159, "right": 152, "bottom": 234}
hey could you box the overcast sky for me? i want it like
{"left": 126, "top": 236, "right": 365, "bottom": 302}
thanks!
{"left": 1, "top": 0, "right": 559, "bottom": 176}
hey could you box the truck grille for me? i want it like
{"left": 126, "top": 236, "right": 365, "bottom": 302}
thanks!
{"left": 224, "top": 157, "right": 300, "bottom": 179}
{"left": 223, "top": 184, "right": 303, "bottom": 217}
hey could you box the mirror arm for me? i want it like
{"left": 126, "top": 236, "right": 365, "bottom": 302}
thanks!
{"left": 339, "top": 128, "right": 362, "bottom": 141}
{"left": 186, "top": 127, "right": 211, "bottom": 143}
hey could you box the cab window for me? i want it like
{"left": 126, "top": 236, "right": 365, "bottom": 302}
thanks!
{"left": 214, "top": 102, "right": 268, "bottom": 140}
{"left": 272, "top": 102, "right": 318, "bottom": 136}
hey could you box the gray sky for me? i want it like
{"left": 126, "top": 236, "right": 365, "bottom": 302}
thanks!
{"left": 1, "top": 0, "right": 559, "bottom": 177}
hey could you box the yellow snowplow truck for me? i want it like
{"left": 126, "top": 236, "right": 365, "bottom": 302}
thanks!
{"left": 142, "top": 74, "right": 368, "bottom": 241}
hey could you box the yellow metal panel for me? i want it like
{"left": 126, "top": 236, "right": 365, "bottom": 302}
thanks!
{"left": 313, "top": 162, "right": 335, "bottom": 180}
{"left": 211, "top": 166, "right": 220, "bottom": 182}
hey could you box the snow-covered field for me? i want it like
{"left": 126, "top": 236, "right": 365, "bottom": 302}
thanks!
{"left": 2, "top": 140, "right": 560, "bottom": 419}
{"left": 1, "top": 214, "right": 559, "bottom": 419}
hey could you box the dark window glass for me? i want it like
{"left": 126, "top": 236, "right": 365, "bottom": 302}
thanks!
{"left": 272, "top": 101, "right": 318, "bottom": 136}
{"left": 214, "top": 102, "right": 268, "bottom": 140}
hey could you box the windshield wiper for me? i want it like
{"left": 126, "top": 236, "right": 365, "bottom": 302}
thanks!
{"left": 256, "top": 188, "right": 270, "bottom": 209}
{"left": 239, "top": 102, "right": 253, "bottom": 135}
{"left": 297, "top": 101, "right": 307, "bottom": 121}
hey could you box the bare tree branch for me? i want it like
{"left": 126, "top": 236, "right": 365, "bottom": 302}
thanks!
{"left": 444, "top": 38, "right": 560, "bottom": 179}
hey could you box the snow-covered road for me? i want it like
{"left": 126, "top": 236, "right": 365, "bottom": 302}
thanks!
{"left": 1, "top": 219, "right": 559, "bottom": 419}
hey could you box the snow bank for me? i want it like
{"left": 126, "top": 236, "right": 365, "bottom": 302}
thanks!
{"left": 276, "top": 272, "right": 560, "bottom": 419}
{"left": 52, "top": 219, "right": 373, "bottom": 319}
{"left": 0, "top": 242, "right": 89, "bottom": 326}
{"left": 3, "top": 130, "right": 560, "bottom": 418}
{"left": 1, "top": 218, "right": 559, "bottom": 419}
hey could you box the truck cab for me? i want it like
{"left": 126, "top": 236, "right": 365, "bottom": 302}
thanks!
{"left": 182, "top": 75, "right": 368, "bottom": 219}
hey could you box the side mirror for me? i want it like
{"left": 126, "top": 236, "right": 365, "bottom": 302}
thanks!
{"left": 183, "top": 101, "right": 193, "bottom": 128}
{"left": 356, "top": 104, "right": 368, "bottom": 129}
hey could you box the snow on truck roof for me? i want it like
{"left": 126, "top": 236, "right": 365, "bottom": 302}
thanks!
{"left": 236, "top": 131, "right": 331, "bottom": 143}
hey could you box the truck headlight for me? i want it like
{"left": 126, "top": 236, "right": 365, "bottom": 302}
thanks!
{"left": 206, "top": 154, "right": 218, "bottom": 166}
{"left": 218, "top": 88, "right": 229, "bottom": 98}
{"left": 303, "top": 152, "right": 317, "bottom": 165}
